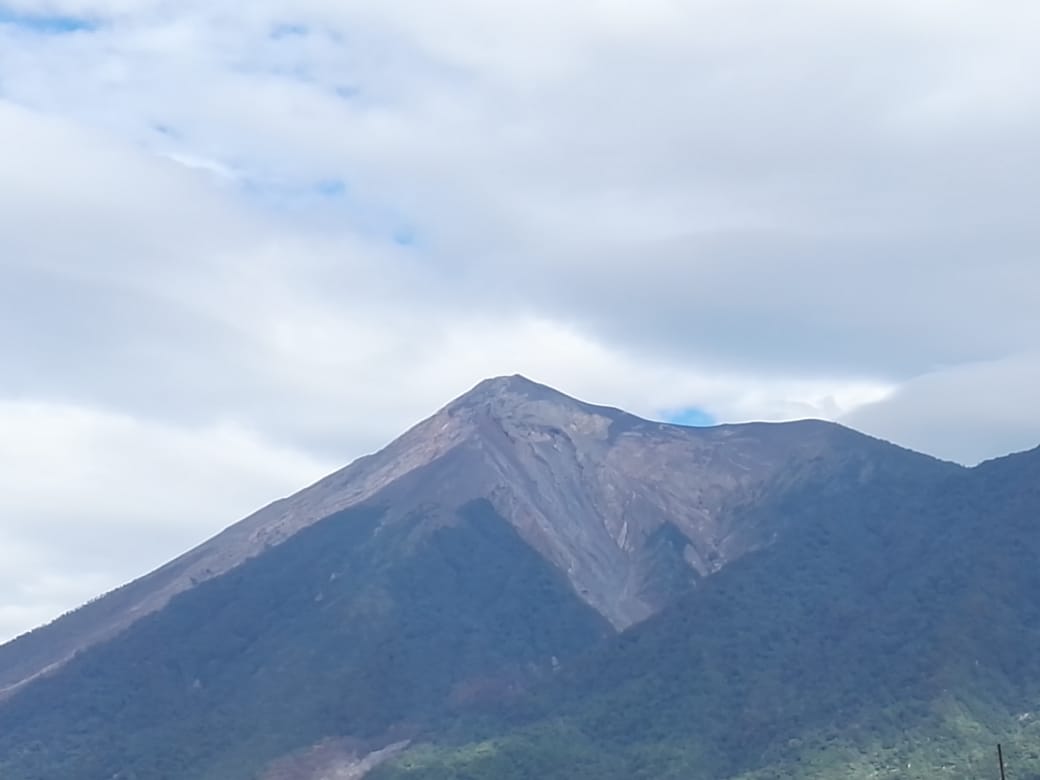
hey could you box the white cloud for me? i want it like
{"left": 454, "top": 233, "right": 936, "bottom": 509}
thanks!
{"left": 0, "top": 400, "right": 333, "bottom": 641}
{"left": 0, "top": 0, "right": 1038, "bottom": 639}
{"left": 844, "top": 353, "right": 1040, "bottom": 466}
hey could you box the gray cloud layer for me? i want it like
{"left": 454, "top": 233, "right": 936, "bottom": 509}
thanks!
{"left": 1, "top": 0, "right": 1038, "bottom": 641}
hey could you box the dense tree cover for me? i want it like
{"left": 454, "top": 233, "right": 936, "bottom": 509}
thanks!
{"left": 0, "top": 501, "right": 609, "bottom": 779}
{"left": 3, "top": 441, "right": 1039, "bottom": 779}
{"left": 372, "top": 447, "right": 1040, "bottom": 780}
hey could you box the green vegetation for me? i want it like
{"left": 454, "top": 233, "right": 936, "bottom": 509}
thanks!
{"left": 371, "top": 447, "right": 1040, "bottom": 780}
{"left": 0, "top": 500, "right": 608, "bottom": 779}
{"left": 3, "top": 442, "right": 1040, "bottom": 779}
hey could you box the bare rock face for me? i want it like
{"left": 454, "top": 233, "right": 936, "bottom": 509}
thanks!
{"left": 422, "top": 376, "right": 908, "bottom": 627}
{"left": 0, "top": 375, "right": 950, "bottom": 694}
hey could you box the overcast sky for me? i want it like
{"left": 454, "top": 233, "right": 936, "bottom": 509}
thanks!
{"left": 1, "top": 0, "right": 1039, "bottom": 643}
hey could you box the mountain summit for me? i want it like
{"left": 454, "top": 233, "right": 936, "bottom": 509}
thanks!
{"left": 0, "top": 376, "right": 966, "bottom": 779}
{"left": 0, "top": 376, "right": 952, "bottom": 699}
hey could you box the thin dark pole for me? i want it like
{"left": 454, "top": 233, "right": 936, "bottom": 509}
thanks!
{"left": 998, "top": 743, "right": 1006, "bottom": 780}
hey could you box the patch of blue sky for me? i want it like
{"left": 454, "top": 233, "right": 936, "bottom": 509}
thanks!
{"left": 270, "top": 23, "right": 308, "bottom": 39}
{"left": 237, "top": 175, "right": 419, "bottom": 248}
{"left": 0, "top": 7, "right": 97, "bottom": 33}
{"left": 334, "top": 85, "right": 361, "bottom": 101}
{"left": 665, "top": 408, "right": 717, "bottom": 427}
{"left": 392, "top": 226, "right": 417, "bottom": 247}
{"left": 314, "top": 179, "right": 347, "bottom": 198}
{"left": 151, "top": 123, "right": 179, "bottom": 139}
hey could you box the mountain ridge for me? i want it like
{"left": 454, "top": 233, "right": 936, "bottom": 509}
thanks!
{"left": 370, "top": 441, "right": 1040, "bottom": 780}
{"left": 2, "top": 375, "right": 1014, "bottom": 780}
{"left": 0, "top": 375, "right": 957, "bottom": 698}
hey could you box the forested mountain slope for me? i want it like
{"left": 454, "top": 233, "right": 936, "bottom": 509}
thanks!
{"left": 0, "top": 376, "right": 968, "bottom": 779}
{"left": 373, "top": 447, "right": 1040, "bottom": 780}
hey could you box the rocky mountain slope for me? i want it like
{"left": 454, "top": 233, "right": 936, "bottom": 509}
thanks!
{"left": 0, "top": 375, "right": 945, "bottom": 696}
{"left": 0, "top": 375, "right": 963, "bottom": 779}
{"left": 372, "top": 445, "right": 1040, "bottom": 780}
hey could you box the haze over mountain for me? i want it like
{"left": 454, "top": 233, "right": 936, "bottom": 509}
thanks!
{"left": 2, "top": 376, "right": 1036, "bottom": 780}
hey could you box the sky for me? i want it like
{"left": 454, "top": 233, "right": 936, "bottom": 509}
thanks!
{"left": 1, "top": 0, "right": 1039, "bottom": 643}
